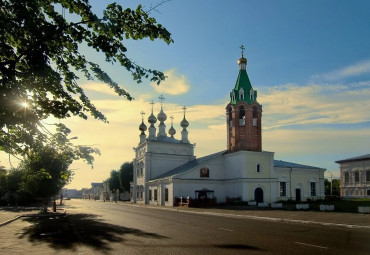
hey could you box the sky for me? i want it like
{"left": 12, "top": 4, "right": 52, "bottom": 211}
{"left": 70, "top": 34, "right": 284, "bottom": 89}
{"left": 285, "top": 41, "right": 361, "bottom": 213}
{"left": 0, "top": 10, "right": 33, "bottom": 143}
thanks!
{"left": 2, "top": 0, "right": 370, "bottom": 189}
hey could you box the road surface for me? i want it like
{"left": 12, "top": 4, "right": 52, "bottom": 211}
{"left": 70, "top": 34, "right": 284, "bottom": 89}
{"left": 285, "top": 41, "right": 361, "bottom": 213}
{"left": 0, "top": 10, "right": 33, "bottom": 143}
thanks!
{"left": 1, "top": 199, "right": 369, "bottom": 254}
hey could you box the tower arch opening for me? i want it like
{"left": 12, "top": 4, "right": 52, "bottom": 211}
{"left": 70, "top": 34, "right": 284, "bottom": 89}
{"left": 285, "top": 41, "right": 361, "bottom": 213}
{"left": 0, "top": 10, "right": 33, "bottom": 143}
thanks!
{"left": 239, "top": 105, "right": 245, "bottom": 126}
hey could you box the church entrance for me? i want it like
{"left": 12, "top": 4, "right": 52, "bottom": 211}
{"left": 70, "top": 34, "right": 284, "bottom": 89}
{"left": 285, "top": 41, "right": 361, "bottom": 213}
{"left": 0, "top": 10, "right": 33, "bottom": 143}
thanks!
{"left": 295, "top": 189, "right": 301, "bottom": 202}
{"left": 254, "top": 188, "right": 263, "bottom": 204}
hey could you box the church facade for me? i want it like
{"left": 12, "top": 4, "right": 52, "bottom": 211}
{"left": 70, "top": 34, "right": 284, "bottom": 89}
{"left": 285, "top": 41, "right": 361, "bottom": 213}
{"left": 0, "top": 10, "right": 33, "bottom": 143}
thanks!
{"left": 131, "top": 50, "right": 325, "bottom": 206}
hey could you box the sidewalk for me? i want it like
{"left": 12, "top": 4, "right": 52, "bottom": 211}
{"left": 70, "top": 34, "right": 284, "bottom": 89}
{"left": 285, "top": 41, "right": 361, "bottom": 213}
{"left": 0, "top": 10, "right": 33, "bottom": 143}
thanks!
{"left": 0, "top": 206, "right": 65, "bottom": 227}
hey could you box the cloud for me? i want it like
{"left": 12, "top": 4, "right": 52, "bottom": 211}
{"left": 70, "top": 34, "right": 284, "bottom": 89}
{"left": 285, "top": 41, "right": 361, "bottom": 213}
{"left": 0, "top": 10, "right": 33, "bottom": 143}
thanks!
{"left": 259, "top": 83, "right": 370, "bottom": 130}
{"left": 151, "top": 68, "right": 191, "bottom": 95}
{"left": 312, "top": 60, "right": 370, "bottom": 81}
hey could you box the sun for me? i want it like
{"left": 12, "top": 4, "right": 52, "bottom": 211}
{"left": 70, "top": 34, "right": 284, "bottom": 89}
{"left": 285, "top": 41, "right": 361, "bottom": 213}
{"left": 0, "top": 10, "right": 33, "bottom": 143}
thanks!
{"left": 20, "top": 101, "right": 29, "bottom": 108}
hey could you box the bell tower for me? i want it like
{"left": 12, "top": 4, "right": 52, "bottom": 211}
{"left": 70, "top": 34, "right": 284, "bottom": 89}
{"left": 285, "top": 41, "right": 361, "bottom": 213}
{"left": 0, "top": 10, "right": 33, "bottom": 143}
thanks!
{"left": 226, "top": 46, "right": 262, "bottom": 152}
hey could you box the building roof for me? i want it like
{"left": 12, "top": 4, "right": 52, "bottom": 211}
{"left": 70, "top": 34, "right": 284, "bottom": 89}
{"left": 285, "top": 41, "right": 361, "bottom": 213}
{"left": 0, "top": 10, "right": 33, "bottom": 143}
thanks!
{"left": 274, "top": 160, "right": 324, "bottom": 170}
{"left": 150, "top": 151, "right": 323, "bottom": 181}
{"left": 150, "top": 150, "right": 226, "bottom": 180}
{"left": 335, "top": 154, "right": 370, "bottom": 164}
{"left": 230, "top": 69, "right": 256, "bottom": 105}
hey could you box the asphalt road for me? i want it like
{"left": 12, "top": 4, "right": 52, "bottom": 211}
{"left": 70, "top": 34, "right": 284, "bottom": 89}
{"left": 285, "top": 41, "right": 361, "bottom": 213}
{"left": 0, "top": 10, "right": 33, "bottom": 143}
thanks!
{"left": 1, "top": 199, "right": 369, "bottom": 254}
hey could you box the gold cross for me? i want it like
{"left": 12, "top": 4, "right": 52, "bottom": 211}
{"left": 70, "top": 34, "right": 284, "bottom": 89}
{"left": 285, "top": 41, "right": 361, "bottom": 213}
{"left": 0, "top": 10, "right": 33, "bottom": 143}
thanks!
{"left": 182, "top": 106, "right": 187, "bottom": 116}
{"left": 240, "top": 44, "right": 245, "bottom": 57}
{"left": 149, "top": 100, "right": 155, "bottom": 112}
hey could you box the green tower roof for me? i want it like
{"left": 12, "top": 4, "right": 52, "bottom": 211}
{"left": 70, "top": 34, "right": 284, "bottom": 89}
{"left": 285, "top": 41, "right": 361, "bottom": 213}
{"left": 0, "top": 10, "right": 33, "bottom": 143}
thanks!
{"left": 230, "top": 56, "right": 257, "bottom": 105}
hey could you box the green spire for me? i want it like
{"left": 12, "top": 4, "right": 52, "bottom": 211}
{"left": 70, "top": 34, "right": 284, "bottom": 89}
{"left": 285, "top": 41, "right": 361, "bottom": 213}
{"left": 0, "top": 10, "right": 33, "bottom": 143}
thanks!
{"left": 230, "top": 46, "right": 257, "bottom": 105}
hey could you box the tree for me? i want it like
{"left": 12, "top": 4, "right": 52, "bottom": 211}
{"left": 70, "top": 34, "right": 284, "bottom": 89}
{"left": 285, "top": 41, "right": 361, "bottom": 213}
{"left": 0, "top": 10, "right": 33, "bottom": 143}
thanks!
{"left": 108, "top": 170, "right": 120, "bottom": 192}
{"left": 15, "top": 123, "right": 98, "bottom": 209}
{"left": 332, "top": 179, "right": 340, "bottom": 196}
{"left": 119, "top": 161, "right": 133, "bottom": 192}
{"left": 0, "top": 164, "right": 7, "bottom": 202}
{"left": 324, "top": 179, "right": 331, "bottom": 195}
{"left": 0, "top": 0, "right": 173, "bottom": 155}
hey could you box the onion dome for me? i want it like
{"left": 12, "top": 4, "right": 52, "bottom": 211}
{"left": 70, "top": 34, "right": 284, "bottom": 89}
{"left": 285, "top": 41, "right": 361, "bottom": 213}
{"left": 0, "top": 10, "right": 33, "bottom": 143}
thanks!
{"left": 238, "top": 56, "right": 247, "bottom": 66}
{"left": 168, "top": 125, "right": 176, "bottom": 137}
{"left": 180, "top": 116, "right": 189, "bottom": 128}
{"left": 157, "top": 108, "right": 167, "bottom": 122}
{"left": 139, "top": 120, "right": 147, "bottom": 132}
{"left": 148, "top": 112, "right": 157, "bottom": 124}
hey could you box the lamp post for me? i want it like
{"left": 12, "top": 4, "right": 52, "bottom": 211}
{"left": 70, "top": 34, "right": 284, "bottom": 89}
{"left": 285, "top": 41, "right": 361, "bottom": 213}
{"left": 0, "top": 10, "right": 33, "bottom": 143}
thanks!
{"left": 330, "top": 172, "right": 333, "bottom": 195}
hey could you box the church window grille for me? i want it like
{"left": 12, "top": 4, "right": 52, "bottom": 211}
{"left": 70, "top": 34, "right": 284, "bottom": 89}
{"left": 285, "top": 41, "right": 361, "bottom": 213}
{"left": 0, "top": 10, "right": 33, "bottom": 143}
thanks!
{"left": 310, "top": 182, "right": 316, "bottom": 196}
{"left": 200, "top": 167, "right": 210, "bottom": 177}
{"left": 239, "top": 106, "right": 245, "bottom": 126}
{"left": 280, "top": 182, "right": 286, "bottom": 196}
{"left": 149, "top": 190, "right": 152, "bottom": 200}
{"left": 355, "top": 172, "right": 360, "bottom": 182}
{"left": 366, "top": 171, "right": 370, "bottom": 182}
{"left": 154, "top": 189, "right": 158, "bottom": 201}
{"left": 256, "top": 164, "right": 261, "bottom": 173}
{"left": 253, "top": 118, "right": 257, "bottom": 126}
{"left": 165, "top": 188, "right": 169, "bottom": 202}
{"left": 344, "top": 172, "right": 349, "bottom": 184}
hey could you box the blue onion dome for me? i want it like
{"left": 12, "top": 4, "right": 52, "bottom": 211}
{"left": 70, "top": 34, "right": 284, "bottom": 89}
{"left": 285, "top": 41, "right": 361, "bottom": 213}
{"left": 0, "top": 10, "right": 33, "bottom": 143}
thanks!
{"left": 139, "top": 120, "right": 147, "bottom": 132}
{"left": 168, "top": 125, "right": 176, "bottom": 137}
{"left": 157, "top": 108, "right": 167, "bottom": 122}
{"left": 180, "top": 116, "right": 189, "bottom": 128}
{"left": 148, "top": 112, "right": 157, "bottom": 124}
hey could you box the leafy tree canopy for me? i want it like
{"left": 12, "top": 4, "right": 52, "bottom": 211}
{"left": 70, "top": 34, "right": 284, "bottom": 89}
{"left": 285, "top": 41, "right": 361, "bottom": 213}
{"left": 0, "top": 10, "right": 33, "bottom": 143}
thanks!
{"left": 119, "top": 161, "right": 133, "bottom": 192}
{"left": 108, "top": 169, "right": 120, "bottom": 192}
{"left": 0, "top": 0, "right": 173, "bottom": 155}
{"left": 6, "top": 123, "right": 99, "bottom": 203}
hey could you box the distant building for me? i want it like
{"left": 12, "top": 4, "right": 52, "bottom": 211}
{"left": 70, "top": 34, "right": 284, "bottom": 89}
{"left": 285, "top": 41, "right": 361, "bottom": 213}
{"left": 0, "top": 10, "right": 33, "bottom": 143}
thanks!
{"left": 336, "top": 154, "right": 370, "bottom": 198}
{"left": 130, "top": 49, "right": 325, "bottom": 206}
{"left": 62, "top": 188, "right": 82, "bottom": 198}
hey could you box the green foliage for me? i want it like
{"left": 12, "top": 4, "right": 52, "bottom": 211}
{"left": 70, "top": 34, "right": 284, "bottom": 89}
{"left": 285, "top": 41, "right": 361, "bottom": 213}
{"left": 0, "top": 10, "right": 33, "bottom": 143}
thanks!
{"left": 324, "top": 178, "right": 341, "bottom": 196}
{"left": 0, "top": 167, "right": 7, "bottom": 197}
{"left": 0, "top": 123, "right": 99, "bottom": 205}
{"left": 324, "top": 179, "right": 331, "bottom": 195}
{"left": 119, "top": 161, "right": 133, "bottom": 192}
{"left": 332, "top": 179, "right": 340, "bottom": 196}
{"left": 0, "top": 0, "right": 173, "bottom": 155}
{"left": 108, "top": 170, "right": 120, "bottom": 192}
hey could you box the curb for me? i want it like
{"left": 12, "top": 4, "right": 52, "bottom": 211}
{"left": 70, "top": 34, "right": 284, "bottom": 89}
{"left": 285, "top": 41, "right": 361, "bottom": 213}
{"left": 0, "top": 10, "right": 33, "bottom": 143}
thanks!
{"left": 0, "top": 216, "right": 22, "bottom": 227}
{"left": 0, "top": 209, "right": 67, "bottom": 228}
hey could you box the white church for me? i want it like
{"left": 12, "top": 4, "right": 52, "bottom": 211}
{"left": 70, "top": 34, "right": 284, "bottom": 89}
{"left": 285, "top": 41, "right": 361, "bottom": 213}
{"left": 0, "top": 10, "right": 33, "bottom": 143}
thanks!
{"left": 130, "top": 49, "right": 325, "bottom": 206}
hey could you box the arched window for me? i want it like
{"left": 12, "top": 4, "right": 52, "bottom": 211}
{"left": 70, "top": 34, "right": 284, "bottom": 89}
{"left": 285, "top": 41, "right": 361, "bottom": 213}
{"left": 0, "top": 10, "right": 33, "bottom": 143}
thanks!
{"left": 250, "top": 89, "right": 254, "bottom": 100}
{"left": 239, "top": 106, "right": 245, "bottom": 126}
{"left": 239, "top": 88, "right": 244, "bottom": 100}
{"left": 256, "top": 163, "right": 261, "bottom": 173}
{"left": 200, "top": 167, "right": 209, "bottom": 177}
{"left": 355, "top": 172, "right": 360, "bottom": 182}
{"left": 366, "top": 171, "right": 370, "bottom": 182}
{"left": 253, "top": 106, "right": 258, "bottom": 118}
{"left": 344, "top": 172, "right": 349, "bottom": 184}
{"left": 228, "top": 107, "right": 233, "bottom": 127}
{"left": 231, "top": 91, "right": 235, "bottom": 102}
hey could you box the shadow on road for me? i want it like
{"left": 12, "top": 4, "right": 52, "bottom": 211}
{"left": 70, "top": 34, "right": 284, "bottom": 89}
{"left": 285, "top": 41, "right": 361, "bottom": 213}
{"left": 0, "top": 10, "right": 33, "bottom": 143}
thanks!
{"left": 213, "top": 244, "right": 264, "bottom": 251}
{"left": 19, "top": 213, "right": 167, "bottom": 251}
